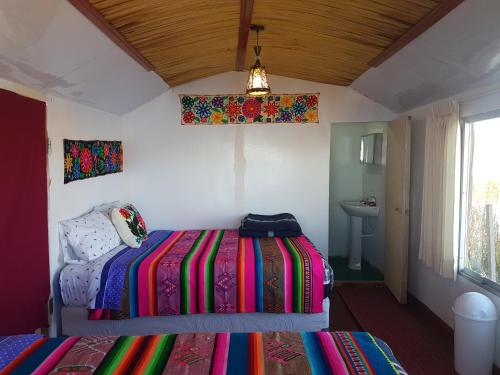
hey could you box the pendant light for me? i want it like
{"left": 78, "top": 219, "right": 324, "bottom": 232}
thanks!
{"left": 246, "top": 24, "right": 271, "bottom": 96}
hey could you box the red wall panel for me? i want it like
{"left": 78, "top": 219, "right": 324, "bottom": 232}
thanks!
{"left": 0, "top": 89, "right": 49, "bottom": 334}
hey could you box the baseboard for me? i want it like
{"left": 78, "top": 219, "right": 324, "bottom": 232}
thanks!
{"left": 407, "top": 292, "right": 454, "bottom": 334}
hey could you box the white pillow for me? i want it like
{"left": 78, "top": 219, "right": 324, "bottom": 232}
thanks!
{"left": 93, "top": 201, "right": 122, "bottom": 220}
{"left": 60, "top": 211, "right": 121, "bottom": 262}
{"left": 59, "top": 209, "right": 92, "bottom": 264}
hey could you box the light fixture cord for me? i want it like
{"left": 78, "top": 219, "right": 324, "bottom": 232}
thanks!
{"left": 252, "top": 26, "right": 263, "bottom": 62}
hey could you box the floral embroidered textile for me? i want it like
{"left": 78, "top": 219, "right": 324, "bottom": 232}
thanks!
{"left": 64, "top": 140, "right": 123, "bottom": 183}
{"left": 180, "top": 94, "right": 319, "bottom": 125}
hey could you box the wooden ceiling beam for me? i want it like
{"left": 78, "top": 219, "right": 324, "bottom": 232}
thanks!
{"left": 235, "top": 0, "right": 254, "bottom": 71}
{"left": 68, "top": 0, "right": 154, "bottom": 71}
{"left": 368, "top": 0, "right": 464, "bottom": 68}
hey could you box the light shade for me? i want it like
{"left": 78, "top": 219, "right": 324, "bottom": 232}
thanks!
{"left": 246, "top": 60, "right": 271, "bottom": 96}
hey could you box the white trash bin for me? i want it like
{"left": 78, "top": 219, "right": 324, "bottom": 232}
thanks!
{"left": 453, "top": 292, "right": 497, "bottom": 375}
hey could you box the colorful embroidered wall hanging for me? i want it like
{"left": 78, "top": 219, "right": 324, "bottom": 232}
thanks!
{"left": 64, "top": 140, "right": 123, "bottom": 184}
{"left": 180, "top": 94, "right": 319, "bottom": 125}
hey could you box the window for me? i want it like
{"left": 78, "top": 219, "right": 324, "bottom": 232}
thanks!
{"left": 460, "top": 112, "right": 500, "bottom": 292}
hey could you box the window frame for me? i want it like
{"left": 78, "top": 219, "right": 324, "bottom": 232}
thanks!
{"left": 458, "top": 110, "right": 500, "bottom": 296}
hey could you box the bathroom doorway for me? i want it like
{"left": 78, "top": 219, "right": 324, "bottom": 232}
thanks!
{"left": 329, "top": 122, "right": 388, "bottom": 282}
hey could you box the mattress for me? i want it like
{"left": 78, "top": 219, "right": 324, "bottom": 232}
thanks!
{"left": 0, "top": 331, "right": 407, "bottom": 374}
{"left": 60, "top": 229, "right": 333, "bottom": 320}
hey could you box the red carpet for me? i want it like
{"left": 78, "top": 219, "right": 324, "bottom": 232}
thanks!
{"left": 336, "top": 283, "right": 455, "bottom": 375}
{"left": 329, "top": 287, "right": 362, "bottom": 331}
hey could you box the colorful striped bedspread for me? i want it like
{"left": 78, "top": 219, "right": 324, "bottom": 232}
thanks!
{"left": 0, "top": 332, "right": 406, "bottom": 374}
{"left": 74, "top": 230, "right": 329, "bottom": 319}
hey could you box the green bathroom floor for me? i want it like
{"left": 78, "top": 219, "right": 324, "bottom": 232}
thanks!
{"left": 329, "top": 256, "right": 384, "bottom": 282}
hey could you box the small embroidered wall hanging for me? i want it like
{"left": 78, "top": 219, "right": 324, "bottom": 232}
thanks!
{"left": 180, "top": 94, "right": 319, "bottom": 125}
{"left": 64, "top": 140, "right": 123, "bottom": 183}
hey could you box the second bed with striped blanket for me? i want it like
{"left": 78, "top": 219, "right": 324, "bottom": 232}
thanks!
{"left": 0, "top": 332, "right": 406, "bottom": 374}
{"left": 63, "top": 229, "right": 328, "bottom": 319}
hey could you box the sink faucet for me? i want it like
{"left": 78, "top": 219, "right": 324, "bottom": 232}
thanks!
{"left": 366, "top": 193, "right": 376, "bottom": 206}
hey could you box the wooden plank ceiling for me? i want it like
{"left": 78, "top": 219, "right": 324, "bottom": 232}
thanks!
{"left": 88, "top": 0, "right": 444, "bottom": 87}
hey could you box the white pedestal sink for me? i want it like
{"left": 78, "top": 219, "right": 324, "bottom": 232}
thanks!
{"left": 340, "top": 201, "right": 380, "bottom": 270}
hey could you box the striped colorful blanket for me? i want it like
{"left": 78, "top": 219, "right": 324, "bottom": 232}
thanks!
{"left": 84, "top": 230, "right": 326, "bottom": 319}
{"left": 0, "top": 332, "right": 406, "bottom": 374}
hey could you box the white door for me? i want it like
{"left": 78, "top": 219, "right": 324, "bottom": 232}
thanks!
{"left": 384, "top": 116, "right": 411, "bottom": 303}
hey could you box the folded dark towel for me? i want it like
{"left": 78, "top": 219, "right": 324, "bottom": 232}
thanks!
{"left": 239, "top": 228, "right": 302, "bottom": 238}
{"left": 239, "top": 213, "right": 302, "bottom": 237}
{"left": 241, "top": 213, "right": 302, "bottom": 231}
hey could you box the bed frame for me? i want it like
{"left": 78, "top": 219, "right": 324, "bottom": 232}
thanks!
{"left": 61, "top": 298, "right": 329, "bottom": 336}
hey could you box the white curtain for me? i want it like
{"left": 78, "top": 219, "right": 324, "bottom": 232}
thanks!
{"left": 419, "top": 100, "right": 460, "bottom": 279}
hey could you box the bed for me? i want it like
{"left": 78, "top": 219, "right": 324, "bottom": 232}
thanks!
{"left": 0, "top": 331, "right": 406, "bottom": 374}
{"left": 59, "top": 229, "right": 333, "bottom": 336}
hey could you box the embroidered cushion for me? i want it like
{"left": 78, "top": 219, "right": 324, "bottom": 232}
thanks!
{"left": 111, "top": 204, "right": 148, "bottom": 248}
{"left": 60, "top": 211, "right": 122, "bottom": 262}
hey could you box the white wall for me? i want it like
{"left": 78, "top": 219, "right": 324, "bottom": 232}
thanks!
{"left": 406, "top": 90, "right": 500, "bottom": 367}
{"left": 329, "top": 123, "right": 364, "bottom": 258}
{"left": 0, "top": 0, "right": 167, "bottom": 115}
{"left": 122, "top": 72, "right": 394, "bottom": 257}
{"left": 352, "top": 0, "right": 500, "bottom": 113}
{"left": 361, "top": 123, "right": 387, "bottom": 272}
{"left": 329, "top": 122, "right": 387, "bottom": 272}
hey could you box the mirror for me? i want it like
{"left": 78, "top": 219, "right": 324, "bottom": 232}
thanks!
{"left": 360, "top": 133, "right": 383, "bottom": 165}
